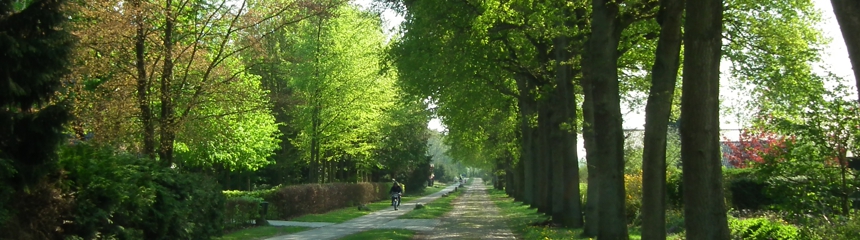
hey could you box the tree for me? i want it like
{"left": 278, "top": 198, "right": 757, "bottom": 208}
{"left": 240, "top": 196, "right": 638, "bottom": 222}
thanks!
{"left": 586, "top": 0, "right": 629, "bottom": 237}
{"left": 0, "top": 0, "right": 74, "bottom": 191}
{"left": 680, "top": 0, "right": 730, "bottom": 238}
{"left": 0, "top": 0, "right": 74, "bottom": 230}
{"left": 280, "top": 5, "right": 396, "bottom": 183}
{"left": 640, "top": 0, "right": 683, "bottom": 238}
{"left": 65, "top": 0, "right": 327, "bottom": 171}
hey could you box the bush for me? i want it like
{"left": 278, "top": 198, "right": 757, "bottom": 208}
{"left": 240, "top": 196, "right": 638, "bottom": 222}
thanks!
{"left": 224, "top": 196, "right": 263, "bottom": 230}
{"left": 0, "top": 179, "right": 72, "bottom": 240}
{"left": 797, "top": 214, "right": 860, "bottom": 240}
{"left": 729, "top": 217, "right": 800, "bottom": 240}
{"left": 57, "top": 144, "right": 225, "bottom": 240}
{"left": 665, "top": 208, "right": 685, "bottom": 235}
{"left": 624, "top": 171, "right": 643, "bottom": 223}
{"left": 666, "top": 169, "right": 683, "bottom": 208}
{"left": 724, "top": 168, "right": 772, "bottom": 210}
{"left": 263, "top": 182, "right": 389, "bottom": 220}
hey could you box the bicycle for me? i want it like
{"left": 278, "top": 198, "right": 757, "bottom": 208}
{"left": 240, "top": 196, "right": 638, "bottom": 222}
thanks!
{"left": 391, "top": 192, "right": 402, "bottom": 210}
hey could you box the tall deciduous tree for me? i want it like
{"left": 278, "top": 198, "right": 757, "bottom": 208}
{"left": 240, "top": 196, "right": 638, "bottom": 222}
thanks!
{"left": 586, "top": 0, "right": 628, "bottom": 237}
{"left": 680, "top": 0, "right": 730, "bottom": 238}
{"left": 284, "top": 5, "right": 396, "bottom": 183}
{"left": 66, "top": 0, "right": 325, "bottom": 171}
{"left": 640, "top": 0, "right": 683, "bottom": 238}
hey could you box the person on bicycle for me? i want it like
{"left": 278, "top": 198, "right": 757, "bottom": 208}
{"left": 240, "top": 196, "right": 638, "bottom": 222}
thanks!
{"left": 390, "top": 179, "right": 403, "bottom": 207}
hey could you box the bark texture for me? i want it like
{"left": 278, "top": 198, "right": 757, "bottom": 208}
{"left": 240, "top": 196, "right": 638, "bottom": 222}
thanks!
{"left": 587, "top": 0, "right": 628, "bottom": 238}
{"left": 681, "top": 0, "right": 731, "bottom": 238}
{"left": 640, "top": 0, "right": 684, "bottom": 239}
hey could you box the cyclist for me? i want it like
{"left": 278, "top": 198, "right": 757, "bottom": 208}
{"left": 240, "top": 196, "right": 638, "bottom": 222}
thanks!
{"left": 389, "top": 179, "right": 403, "bottom": 210}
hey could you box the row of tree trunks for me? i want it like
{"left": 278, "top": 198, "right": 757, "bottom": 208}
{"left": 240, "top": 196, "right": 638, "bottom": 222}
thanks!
{"left": 498, "top": 0, "right": 735, "bottom": 238}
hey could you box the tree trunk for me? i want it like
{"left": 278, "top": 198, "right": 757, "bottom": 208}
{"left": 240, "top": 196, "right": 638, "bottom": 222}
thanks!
{"left": 536, "top": 101, "right": 553, "bottom": 214}
{"left": 830, "top": 0, "right": 860, "bottom": 101}
{"left": 588, "top": 0, "right": 628, "bottom": 238}
{"left": 552, "top": 33, "right": 583, "bottom": 228}
{"left": 159, "top": 0, "right": 176, "bottom": 166}
{"left": 516, "top": 74, "right": 536, "bottom": 206}
{"left": 550, "top": 97, "right": 565, "bottom": 222}
{"left": 513, "top": 156, "right": 525, "bottom": 201}
{"left": 581, "top": 46, "right": 600, "bottom": 238}
{"left": 641, "top": 0, "right": 684, "bottom": 239}
{"left": 681, "top": 0, "right": 731, "bottom": 238}
{"left": 133, "top": 0, "right": 155, "bottom": 159}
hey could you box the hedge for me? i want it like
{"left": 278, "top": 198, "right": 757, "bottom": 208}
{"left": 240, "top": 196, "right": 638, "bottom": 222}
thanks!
{"left": 224, "top": 196, "right": 264, "bottom": 230}
{"left": 224, "top": 182, "right": 391, "bottom": 220}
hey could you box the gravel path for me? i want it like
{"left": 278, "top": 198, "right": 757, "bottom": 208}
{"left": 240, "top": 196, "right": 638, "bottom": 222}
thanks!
{"left": 412, "top": 178, "right": 517, "bottom": 240}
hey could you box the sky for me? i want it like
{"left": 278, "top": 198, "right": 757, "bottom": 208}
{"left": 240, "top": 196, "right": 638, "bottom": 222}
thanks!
{"left": 352, "top": 0, "right": 855, "bottom": 133}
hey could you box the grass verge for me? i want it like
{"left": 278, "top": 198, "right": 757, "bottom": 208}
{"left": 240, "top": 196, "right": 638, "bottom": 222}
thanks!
{"left": 337, "top": 229, "right": 416, "bottom": 240}
{"left": 216, "top": 226, "right": 309, "bottom": 240}
{"left": 399, "top": 186, "right": 465, "bottom": 219}
{"left": 487, "top": 188, "right": 649, "bottom": 240}
{"left": 289, "top": 183, "right": 451, "bottom": 223}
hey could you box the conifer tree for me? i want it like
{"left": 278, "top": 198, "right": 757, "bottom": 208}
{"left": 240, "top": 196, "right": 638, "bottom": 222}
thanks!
{"left": 0, "top": 0, "right": 74, "bottom": 190}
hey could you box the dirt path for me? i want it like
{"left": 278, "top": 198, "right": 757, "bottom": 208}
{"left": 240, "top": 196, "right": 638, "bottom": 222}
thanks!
{"left": 412, "top": 178, "right": 517, "bottom": 240}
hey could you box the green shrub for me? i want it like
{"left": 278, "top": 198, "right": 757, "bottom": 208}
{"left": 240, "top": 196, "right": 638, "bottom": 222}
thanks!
{"left": 729, "top": 217, "right": 800, "bottom": 240}
{"left": 624, "top": 171, "right": 643, "bottom": 223}
{"left": 795, "top": 213, "right": 860, "bottom": 240}
{"left": 665, "top": 208, "right": 685, "bottom": 235}
{"left": 0, "top": 179, "right": 72, "bottom": 240}
{"left": 224, "top": 196, "right": 263, "bottom": 230}
{"left": 58, "top": 144, "right": 225, "bottom": 240}
{"left": 666, "top": 170, "right": 683, "bottom": 208}
{"left": 723, "top": 168, "right": 772, "bottom": 210}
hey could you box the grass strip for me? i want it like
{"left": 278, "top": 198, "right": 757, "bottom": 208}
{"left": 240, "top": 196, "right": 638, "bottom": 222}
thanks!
{"left": 216, "top": 226, "right": 309, "bottom": 240}
{"left": 487, "top": 188, "right": 652, "bottom": 240}
{"left": 289, "top": 183, "right": 451, "bottom": 223}
{"left": 337, "top": 229, "right": 415, "bottom": 240}
{"left": 398, "top": 186, "right": 465, "bottom": 219}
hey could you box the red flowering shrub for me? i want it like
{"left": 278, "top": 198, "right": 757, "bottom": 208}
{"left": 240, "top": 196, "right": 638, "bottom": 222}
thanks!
{"left": 723, "top": 128, "right": 794, "bottom": 168}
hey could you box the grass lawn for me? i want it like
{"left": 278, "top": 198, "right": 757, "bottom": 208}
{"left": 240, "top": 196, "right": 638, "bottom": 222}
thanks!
{"left": 337, "top": 229, "right": 416, "bottom": 240}
{"left": 398, "top": 186, "right": 465, "bottom": 219}
{"left": 216, "top": 226, "right": 309, "bottom": 240}
{"left": 487, "top": 188, "right": 660, "bottom": 240}
{"left": 289, "top": 183, "right": 452, "bottom": 223}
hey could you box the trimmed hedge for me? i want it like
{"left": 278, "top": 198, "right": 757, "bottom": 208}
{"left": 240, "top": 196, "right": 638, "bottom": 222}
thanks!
{"left": 225, "top": 182, "right": 391, "bottom": 220}
{"left": 224, "top": 196, "right": 264, "bottom": 230}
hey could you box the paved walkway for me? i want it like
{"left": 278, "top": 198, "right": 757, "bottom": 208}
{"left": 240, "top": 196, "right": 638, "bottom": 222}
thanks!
{"left": 264, "top": 183, "right": 459, "bottom": 240}
{"left": 412, "top": 179, "right": 517, "bottom": 240}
